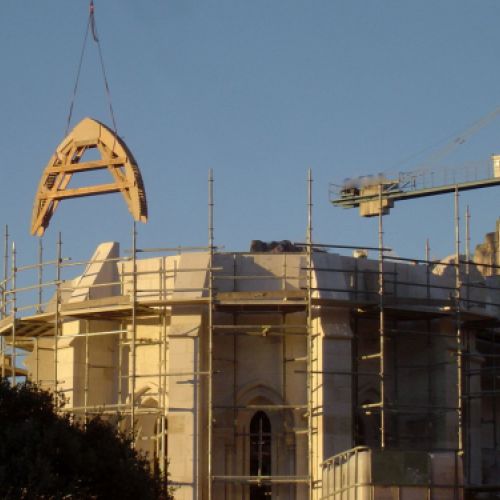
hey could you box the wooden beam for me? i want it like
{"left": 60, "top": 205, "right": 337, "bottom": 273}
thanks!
{"left": 40, "top": 183, "right": 127, "bottom": 200}
{"left": 47, "top": 157, "right": 126, "bottom": 174}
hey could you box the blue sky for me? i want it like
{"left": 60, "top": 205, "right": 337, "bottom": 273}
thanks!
{"left": 1, "top": 1, "right": 499, "bottom": 268}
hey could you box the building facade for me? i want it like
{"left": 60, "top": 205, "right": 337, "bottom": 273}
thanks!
{"left": 1, "top": 237, "right": 499, "bottom": 499}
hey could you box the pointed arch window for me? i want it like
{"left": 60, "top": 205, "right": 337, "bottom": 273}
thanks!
{"left": 250, "top": 411, "right": 271, "bottom": 499}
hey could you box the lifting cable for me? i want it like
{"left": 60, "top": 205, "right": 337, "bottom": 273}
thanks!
{"left": 65, "top": 0, "right": 118, "bottom": 137}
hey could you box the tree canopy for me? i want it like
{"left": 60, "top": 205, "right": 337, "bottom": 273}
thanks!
{"left": 0, "top": 379, "right": 172, "bottom": 499}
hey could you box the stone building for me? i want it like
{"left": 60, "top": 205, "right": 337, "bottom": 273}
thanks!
{"left": 474, "top": 218, "right": 500, "bottom": 277}
{"left": 1, "top": 230, "right": 499, "bottom": 499}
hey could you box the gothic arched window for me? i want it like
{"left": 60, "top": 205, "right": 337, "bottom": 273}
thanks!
{"left": 250, "top": 411, "right": 271, "bottom": 499}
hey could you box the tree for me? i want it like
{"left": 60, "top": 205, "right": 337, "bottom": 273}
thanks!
{"left": 0, "top": 379, "right": 173, "bottom": 499}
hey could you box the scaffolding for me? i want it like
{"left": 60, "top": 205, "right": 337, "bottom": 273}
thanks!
{"left": 0, "top": 178, "right": 499, "bottom": 499}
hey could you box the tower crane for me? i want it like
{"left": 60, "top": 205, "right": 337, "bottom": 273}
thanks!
{"left": 330, "top": 156, "right": 500, "bottom": 216}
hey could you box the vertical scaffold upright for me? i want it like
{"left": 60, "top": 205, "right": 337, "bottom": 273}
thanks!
{"left": 0, "top": 228, "right": 5, "bottom": 380}
{"left": 11, "top": 241, "right": 17, "bottom": 386}
{"left": 131, "top": 221, "right": 137, "bottom": 447}
{"left": 1, "top": 226, "right": 7, "bottom": 380}
{"left": 208, "top": 168, "right": 215, "bottom": 500}
{"left": 454, "top": 188, "right": 464, "bottom": 458}
{"left": 54, "top": 233, "right": 61, "bottom": 407}
{"left": 378, "top": 184, "right": 386, "bottom": 450}
{"left": 307, "top": 168, "right": 314, "bottom": 497}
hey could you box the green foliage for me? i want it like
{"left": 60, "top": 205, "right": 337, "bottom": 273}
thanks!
{"left": 0, "top": 379, "right": 172, "bottom": 499}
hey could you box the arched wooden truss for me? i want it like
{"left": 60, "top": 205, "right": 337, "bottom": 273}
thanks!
{"left": 31, "top": 117, "right": 148, "bottom": 236}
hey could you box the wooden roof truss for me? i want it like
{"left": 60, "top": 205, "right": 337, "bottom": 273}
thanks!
{"left": 31, "top": 117, "right": 148, "bottom": 236}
